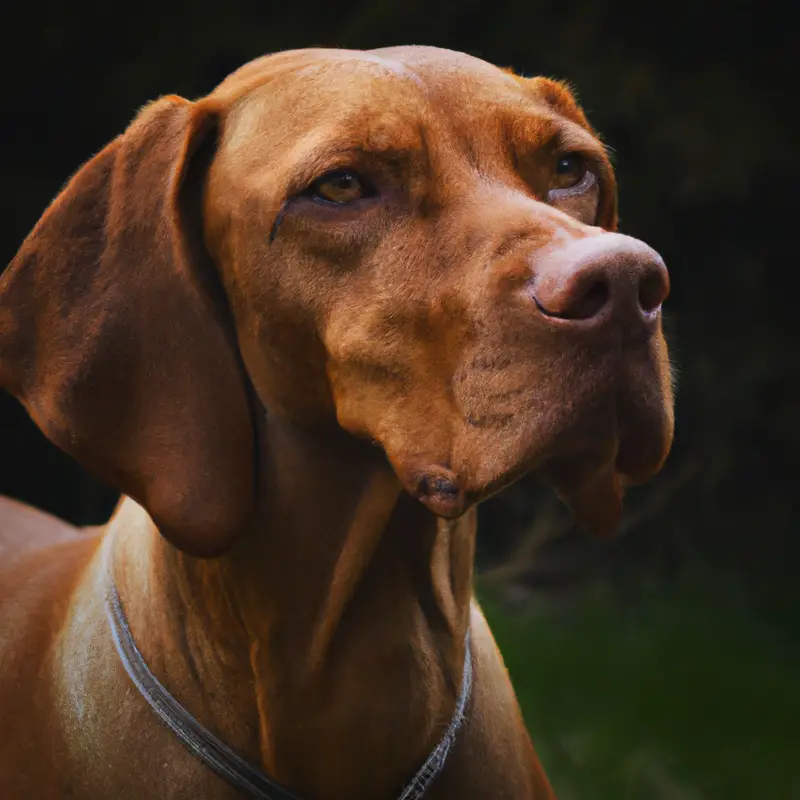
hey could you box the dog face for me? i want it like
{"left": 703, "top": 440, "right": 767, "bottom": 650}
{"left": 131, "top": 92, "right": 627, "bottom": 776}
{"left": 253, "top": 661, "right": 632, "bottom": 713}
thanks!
{"left": 0, "top": 47, "right": 673, "bottom": 554}
{"left": 206, "top": 47, "right": 673, "bottom": 535}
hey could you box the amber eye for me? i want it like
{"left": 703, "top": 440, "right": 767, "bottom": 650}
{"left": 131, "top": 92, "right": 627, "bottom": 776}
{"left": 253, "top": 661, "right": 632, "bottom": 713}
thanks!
{"left": 309, "top": 170, "right": 367, "bottom": 204}
{"left": 552, "top": 153, "right": 587, "bottom": 190}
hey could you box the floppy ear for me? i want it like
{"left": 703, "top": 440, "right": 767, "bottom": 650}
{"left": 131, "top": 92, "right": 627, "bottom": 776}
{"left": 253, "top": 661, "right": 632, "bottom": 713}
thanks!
{"left": 0, "top": 95, "right": 254, "bottom": 557}
{"left": 529, "top": 76, "right": 619, "bottom": 231}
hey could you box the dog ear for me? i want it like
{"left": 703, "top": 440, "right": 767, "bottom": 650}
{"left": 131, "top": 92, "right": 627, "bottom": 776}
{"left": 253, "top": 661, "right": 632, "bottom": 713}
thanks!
{"left": 0, "top": 96, "right": 255, "bottom": 557}
{"left": 529, "top": 76, "right": 619, "bottom": 232}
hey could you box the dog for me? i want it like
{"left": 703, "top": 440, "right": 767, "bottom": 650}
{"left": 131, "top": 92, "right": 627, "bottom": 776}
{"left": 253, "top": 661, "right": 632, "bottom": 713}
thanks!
{"left": 0, "top": 46, "right": 673, "bottom": 798}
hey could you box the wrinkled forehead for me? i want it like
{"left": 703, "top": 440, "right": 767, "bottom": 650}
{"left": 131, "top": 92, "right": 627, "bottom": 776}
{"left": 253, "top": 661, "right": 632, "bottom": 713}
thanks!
{"left": 212, "top": 47, "right": 564, "bottom": 153}
{"left": 214, "top": 50, "right": 431, "bottom": 157}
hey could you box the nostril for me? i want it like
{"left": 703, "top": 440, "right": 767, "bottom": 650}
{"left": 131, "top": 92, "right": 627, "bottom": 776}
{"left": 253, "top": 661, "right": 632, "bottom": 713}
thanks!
{"left": 534, "top": 278, "right": 609, "bottom": 321}
{"left": 574, "top": 280, "right": 610, "bottom": 320}
{"left": 639, "top": 269, "right": 669, "bottom": 315}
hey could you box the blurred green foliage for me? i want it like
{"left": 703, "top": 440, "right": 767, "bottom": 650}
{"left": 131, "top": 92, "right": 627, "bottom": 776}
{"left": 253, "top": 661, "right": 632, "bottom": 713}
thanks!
{"left": 481, "top": 576, "right": 800, "bottom": 799}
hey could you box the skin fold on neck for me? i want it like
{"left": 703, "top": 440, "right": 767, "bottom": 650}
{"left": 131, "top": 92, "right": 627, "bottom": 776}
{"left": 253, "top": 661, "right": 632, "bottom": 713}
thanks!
{"left": 109, "top": 413, "right": 476, "bottom": 798}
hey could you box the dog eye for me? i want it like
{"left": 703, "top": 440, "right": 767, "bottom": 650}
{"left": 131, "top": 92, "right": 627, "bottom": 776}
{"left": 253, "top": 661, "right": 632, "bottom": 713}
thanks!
{"left": 552, "top": 153, "right": 587, "bottom": 190}
{"left": 309, "top": 170, "right": 367, "bottom": 204}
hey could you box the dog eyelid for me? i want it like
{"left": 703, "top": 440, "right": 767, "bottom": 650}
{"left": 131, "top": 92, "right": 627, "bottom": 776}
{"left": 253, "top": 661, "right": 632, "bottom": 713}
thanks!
{"left": 548, "top": 168, "right": 597, "bottom": 200}
{"left": 305, "top": 168, "right": 373, "bottom": 204}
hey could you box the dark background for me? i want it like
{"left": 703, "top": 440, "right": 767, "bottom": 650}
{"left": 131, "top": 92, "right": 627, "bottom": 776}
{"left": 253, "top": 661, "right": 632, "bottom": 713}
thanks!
{"left": 1, "top": 2, "right": 797, "bottom": 796}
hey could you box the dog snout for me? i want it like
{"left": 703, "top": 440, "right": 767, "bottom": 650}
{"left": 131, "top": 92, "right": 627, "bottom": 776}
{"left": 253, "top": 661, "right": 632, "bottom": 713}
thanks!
{"left": 530, "top": 233, "right": 670, "bottom": 329}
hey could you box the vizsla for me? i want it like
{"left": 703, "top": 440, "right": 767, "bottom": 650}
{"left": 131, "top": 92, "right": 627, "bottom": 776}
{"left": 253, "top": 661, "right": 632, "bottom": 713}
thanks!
{"left": 0, "top": 47, "right": 674, "bottom": 799}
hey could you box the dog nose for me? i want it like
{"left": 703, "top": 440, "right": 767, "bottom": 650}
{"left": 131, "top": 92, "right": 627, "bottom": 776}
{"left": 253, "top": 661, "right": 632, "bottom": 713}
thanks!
{"left": 531, "top": 234, "right": 669, "bottom": 326}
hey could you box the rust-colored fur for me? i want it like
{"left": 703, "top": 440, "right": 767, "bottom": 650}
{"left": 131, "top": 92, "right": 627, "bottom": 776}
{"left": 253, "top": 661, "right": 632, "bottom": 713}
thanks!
{"left": 0, "top": 47, "right": 673, "bottom": 798}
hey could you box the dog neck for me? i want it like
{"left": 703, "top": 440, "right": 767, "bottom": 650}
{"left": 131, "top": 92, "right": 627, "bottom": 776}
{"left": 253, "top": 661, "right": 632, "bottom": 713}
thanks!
{"left": 109, "top": 414, "right": 476, "bottom": 798}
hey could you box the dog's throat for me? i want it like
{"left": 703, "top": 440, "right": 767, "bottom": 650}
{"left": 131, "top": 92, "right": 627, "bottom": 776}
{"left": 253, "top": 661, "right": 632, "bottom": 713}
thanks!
{"left": 105, "top": 576, "right": 473, "bottom": 800}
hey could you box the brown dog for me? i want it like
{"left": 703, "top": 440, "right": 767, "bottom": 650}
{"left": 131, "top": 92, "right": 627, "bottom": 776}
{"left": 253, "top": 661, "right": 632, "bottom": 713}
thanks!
{"left": 0, "top": 47, "right": 673, "bottom": 798}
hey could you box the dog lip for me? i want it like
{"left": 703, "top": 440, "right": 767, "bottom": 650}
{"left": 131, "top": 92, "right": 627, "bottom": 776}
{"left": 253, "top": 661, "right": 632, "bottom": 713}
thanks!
{"left": 428, "top": 476, "right": 460, "bottom": 496}
{"left": 414, "top": 469, "right": 466, "bottom": 518}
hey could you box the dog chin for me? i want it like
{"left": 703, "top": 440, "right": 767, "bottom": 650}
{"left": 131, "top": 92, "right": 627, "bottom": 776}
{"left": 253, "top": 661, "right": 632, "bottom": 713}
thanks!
{"left": 381, "top": 369, "right": 672, "bottom": 530}
{"left": 391, "top": 432, "right": 662, "bottom": 532}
